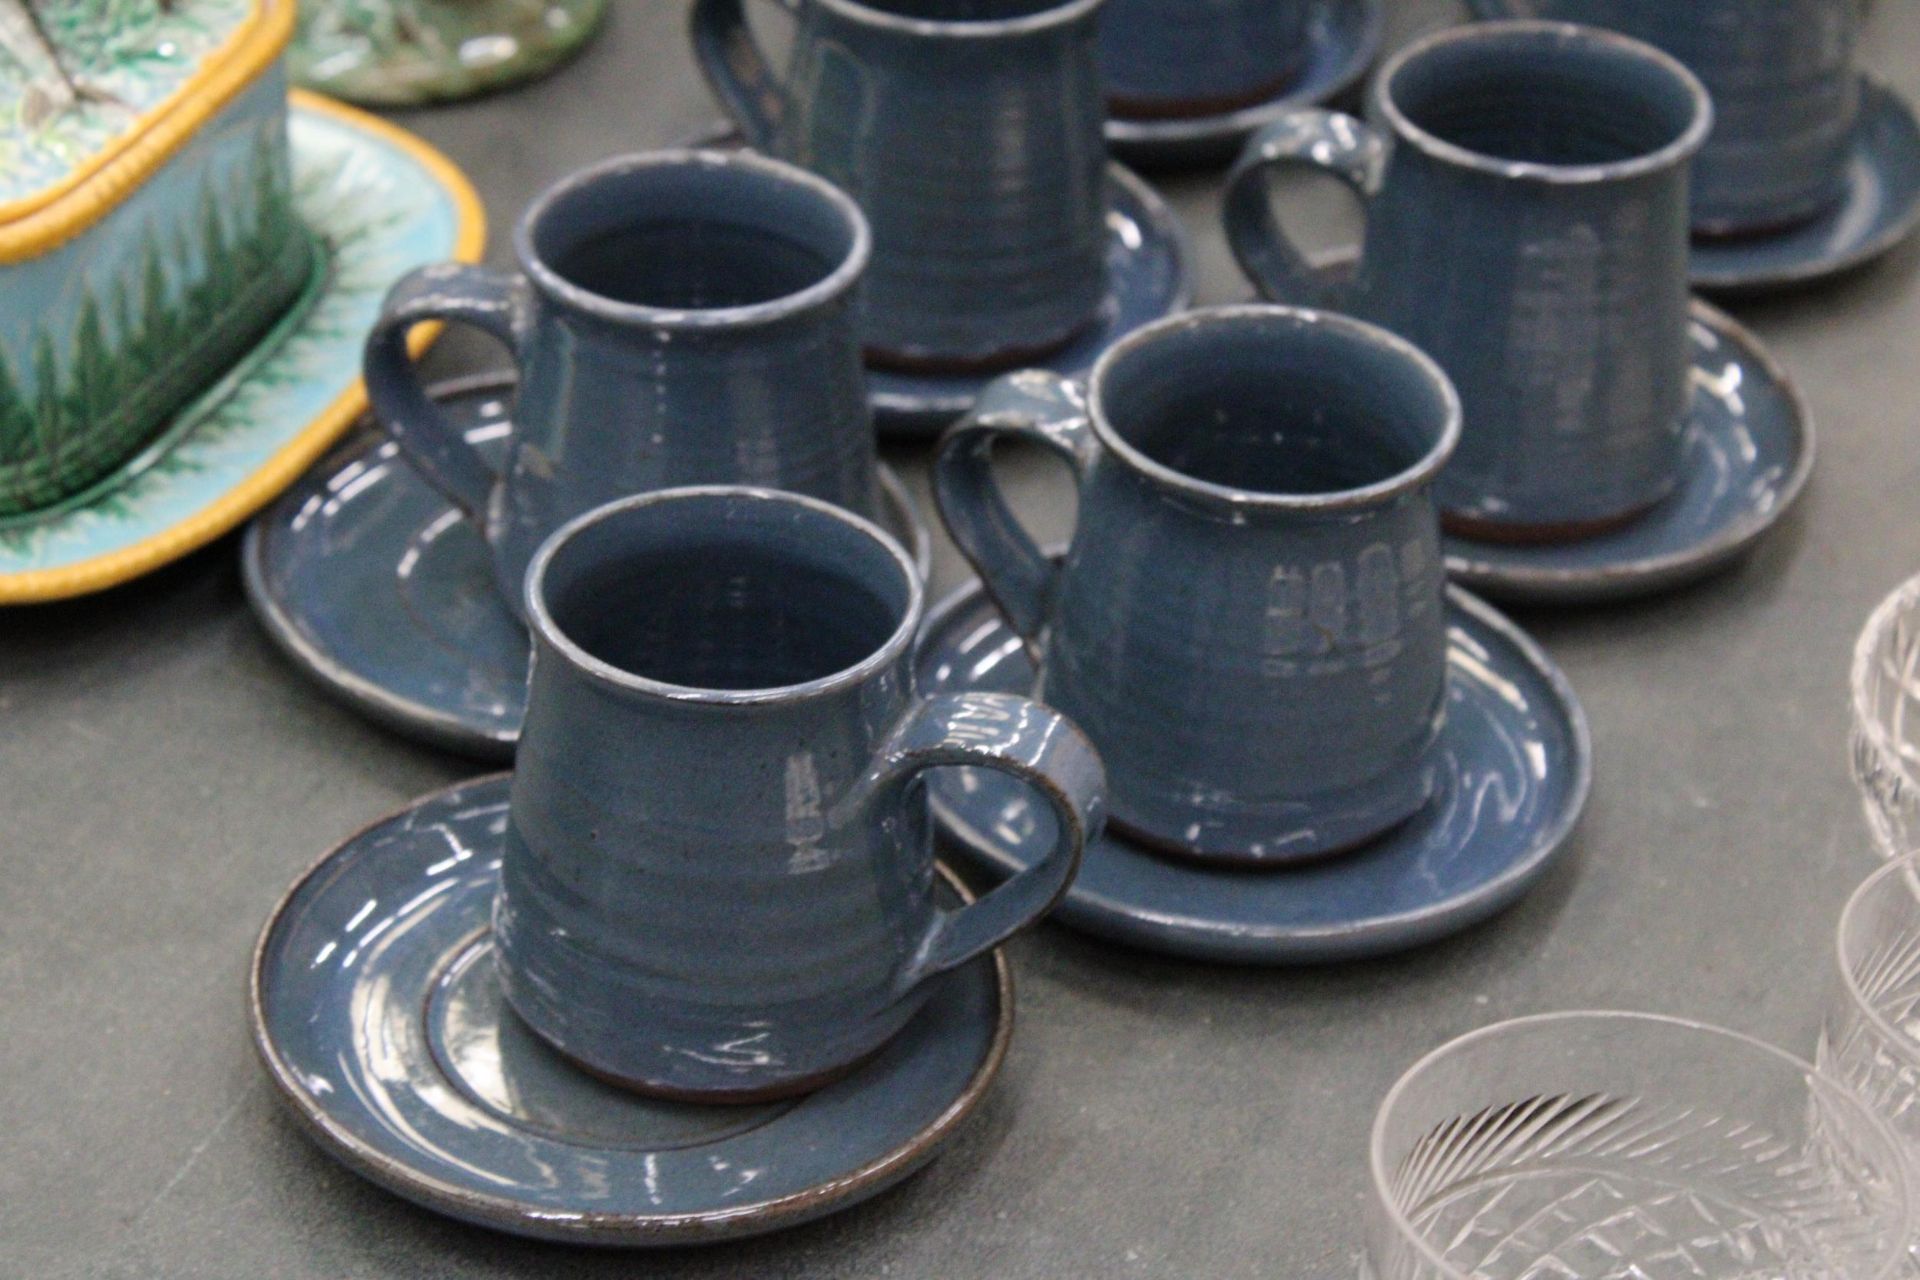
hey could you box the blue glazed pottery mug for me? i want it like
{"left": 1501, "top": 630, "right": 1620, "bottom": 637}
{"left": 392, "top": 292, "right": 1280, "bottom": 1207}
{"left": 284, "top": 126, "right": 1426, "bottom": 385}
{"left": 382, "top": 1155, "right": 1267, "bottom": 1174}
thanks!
{"left": 495, "top": 486, "right": 1106, "bottom": 1101}
{"left": 689, "top": 0, "right": 1110, "bottom": 372}
{"left": 1224, "top": 22, "right": 1711, "bottom": 541}
{"left": 1471, "top": 0, "right": 1860, "bottom": 236}
{"left": 363, "top": 149, "right": 880, "bottom": 611}
{"left": 933, "top": 305, "right": 1460, "bottom": 866}
{"left": 1099, "top": 0, "right": 1312, "bottom": 120}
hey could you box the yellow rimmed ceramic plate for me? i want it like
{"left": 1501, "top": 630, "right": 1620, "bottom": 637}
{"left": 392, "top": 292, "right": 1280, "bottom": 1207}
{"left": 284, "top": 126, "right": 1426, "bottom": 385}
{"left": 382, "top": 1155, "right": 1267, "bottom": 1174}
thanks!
{"left": 0, "top": 90, "right": 484, "bottom": 604}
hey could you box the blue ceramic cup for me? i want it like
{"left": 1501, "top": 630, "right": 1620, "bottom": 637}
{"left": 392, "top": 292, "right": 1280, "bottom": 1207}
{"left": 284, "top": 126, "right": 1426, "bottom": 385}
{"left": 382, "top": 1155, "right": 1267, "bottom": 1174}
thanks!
{"left": 495, "top": 486, "right": 1105, "bottom": 1101}
{"left": 1471, "top": 0, "right": 1861, "bottom": 236}
{"left": 1224, "top": 22, "right": 1711, "bottom": 541}
{"left": 363, "top": 150, "right": 880, "bottom": 611}
{"left": 933, "top": 305, "right": 1460, "bottom": 866}
{"left": 1099, "top": 0, "right": 1312, "bottom": 120}
{"left": 690, "top": 0, "right": 1110, "bottom": 372}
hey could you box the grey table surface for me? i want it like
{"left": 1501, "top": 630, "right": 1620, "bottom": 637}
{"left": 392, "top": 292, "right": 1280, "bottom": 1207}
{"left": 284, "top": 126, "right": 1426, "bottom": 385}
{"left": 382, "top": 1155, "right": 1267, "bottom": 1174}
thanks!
{"left": 6, "top": 2, "right": 1920, "bottom": 1276}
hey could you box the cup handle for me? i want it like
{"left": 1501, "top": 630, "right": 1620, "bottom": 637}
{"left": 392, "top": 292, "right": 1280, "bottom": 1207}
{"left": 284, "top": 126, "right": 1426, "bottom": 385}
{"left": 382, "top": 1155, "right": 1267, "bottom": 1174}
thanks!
{"left": 932, "top": 371, "right": 1099, "bottom": 646}
{"left": 362, "top": 264, "right": 528, "bottom": 523}
{"left": 1223, "top": 110, "right": 1387, "bottom": 308}
{"left": 881, "top": 692, "right": 1106, "bottom": 993}
{"left": 689, "top": 0, "right": 801, "bottom": 151}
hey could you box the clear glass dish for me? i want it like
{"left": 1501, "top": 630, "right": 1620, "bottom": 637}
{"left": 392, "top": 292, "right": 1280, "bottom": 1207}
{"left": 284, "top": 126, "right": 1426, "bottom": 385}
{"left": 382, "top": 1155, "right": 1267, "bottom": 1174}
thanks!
{"left": 1852, "top": 573, "right": 1920, "bottom": 858}
{"left": 1368, "top": 1011, "right": 1912, "bottom": 1280}
{"left": 1821, "top": 852, "right": 1920, "bottom": 1266}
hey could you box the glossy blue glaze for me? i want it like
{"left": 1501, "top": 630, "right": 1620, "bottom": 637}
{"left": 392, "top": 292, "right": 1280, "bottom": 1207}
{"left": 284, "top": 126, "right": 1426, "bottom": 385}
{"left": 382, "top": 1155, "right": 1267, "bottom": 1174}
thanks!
{"left": 1099, "top": 0, "right": 1311, "bottom": 119}
{"left": 496, "top": 488, "right": 1104, "bottom": 1099}
{"left": 1444, "top": 302, "right": 1814, "bottom": 605}
{"left": 864, "top": 165, "right": 1191, "bottom": 436}
{"left": 690, "top": 0, "right": 1111, "bottom": 369}
{"left": 915, "top": 579, "right": 1592, "bottom": 964}
{"left": 1468, "top": 0, "right": 1861, "bottom": 236}
{"left": 1691, "top": 82, "right": 1920, "bottom": 293}
{"left": 249, "top": 775, "right": 1013, "bottom": 1245}
{"left": 934, "top": 306, "right": 1460, "bottom": 865}
{"left": 241, "top": 376, "right": 931, "bottom": 759}
{"left": 1103, "top": 0, "right": 1383, "bottom": 170}
{"left": 363, "top": 150, "right": 881, "bottom": 610}
{"left": 1225, "top": 22, "right": 1712, "bottom": 536}
{"left": 668, "top": 124, "right": 1193, "bottom": 436}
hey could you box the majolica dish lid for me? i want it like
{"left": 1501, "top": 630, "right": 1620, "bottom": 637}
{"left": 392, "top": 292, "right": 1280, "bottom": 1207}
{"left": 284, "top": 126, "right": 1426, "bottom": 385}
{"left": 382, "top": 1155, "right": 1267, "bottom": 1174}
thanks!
{"left": 0, "top": 0, "right": 289, "bottom": 240}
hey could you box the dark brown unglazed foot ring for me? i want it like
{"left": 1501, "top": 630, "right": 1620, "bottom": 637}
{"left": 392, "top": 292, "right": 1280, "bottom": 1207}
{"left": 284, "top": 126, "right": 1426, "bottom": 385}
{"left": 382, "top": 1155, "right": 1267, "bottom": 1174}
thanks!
{"left": 1106, "top": 66, "right": 1314, "bottom": 123}
{"left": 1442, "top": 496, "right": 1670, "bottom": 548}
{"left": 863, "top": 314, "right": 1100, "bottom": 378}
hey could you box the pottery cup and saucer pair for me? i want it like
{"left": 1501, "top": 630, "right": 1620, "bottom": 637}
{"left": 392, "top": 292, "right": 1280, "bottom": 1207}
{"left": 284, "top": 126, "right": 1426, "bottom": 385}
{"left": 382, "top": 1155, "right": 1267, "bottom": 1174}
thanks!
{"left": 1463, "top": 0, "right": 1920, "bottom": 294}
{"left": 252, "top": 478, "right": 1108, "bottom": 1244}
{"left": 921, "top": 303, "right": 1593, "bottom": 964}
{"left": 1224, "top": 21, "right": 1817, "bottom": 606}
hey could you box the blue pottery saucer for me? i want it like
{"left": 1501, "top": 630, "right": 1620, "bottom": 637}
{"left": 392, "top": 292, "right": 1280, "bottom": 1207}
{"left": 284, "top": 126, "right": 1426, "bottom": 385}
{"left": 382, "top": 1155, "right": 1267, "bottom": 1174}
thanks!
{"left": 241, "top": 374, "right": 932, "bottom": 759}
{"left": 1104, "top": 0, "right": 1385, "bottom": 170}
{"left": 250, "top": 775, "right": 1012, "bottom": 1246}
{"left": 916, "top": 580, "right": 1591, "bottom": 965}
{"left": 1691, "top": 82, "right": 1920, "bottom": 293}
{"left": 1443, "top": 303, "right": 1814, "bottom": 606}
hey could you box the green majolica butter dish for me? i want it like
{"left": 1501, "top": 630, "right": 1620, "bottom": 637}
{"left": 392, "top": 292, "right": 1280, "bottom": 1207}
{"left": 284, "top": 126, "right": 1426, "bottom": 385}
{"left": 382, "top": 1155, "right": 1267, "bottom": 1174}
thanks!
{"left": 0, "top": 0, "right": 308, "bottom": 516}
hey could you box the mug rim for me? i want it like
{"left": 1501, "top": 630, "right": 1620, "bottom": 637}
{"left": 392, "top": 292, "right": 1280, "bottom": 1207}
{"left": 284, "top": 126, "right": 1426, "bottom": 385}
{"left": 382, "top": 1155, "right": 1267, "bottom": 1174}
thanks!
{"left": 808, "top": 0, "right": 1105, "bottom": 39}
{"left": 1372, "top": 20, "right": 1714, "bottom": 187}
{"left": 1836, "top": 851, "right": 1920, "bottom": 1068}
{"left": 1369, "top": 1010, "right": 1916, "bottom": 1280}
{"left": 523, "top": 486, "right": 925, "bottom": 707}
{"left": 514, "top": 149, "right": 871, "bottom": 331}
{"left": 1084, "top": 304, "right": 1463, "bottom": 513}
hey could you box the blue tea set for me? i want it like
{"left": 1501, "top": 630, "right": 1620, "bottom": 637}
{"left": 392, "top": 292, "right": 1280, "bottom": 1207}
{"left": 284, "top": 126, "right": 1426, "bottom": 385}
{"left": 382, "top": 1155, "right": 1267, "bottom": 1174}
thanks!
{"left": 156, "top": 0, "right": 1908, "bottom": 1250}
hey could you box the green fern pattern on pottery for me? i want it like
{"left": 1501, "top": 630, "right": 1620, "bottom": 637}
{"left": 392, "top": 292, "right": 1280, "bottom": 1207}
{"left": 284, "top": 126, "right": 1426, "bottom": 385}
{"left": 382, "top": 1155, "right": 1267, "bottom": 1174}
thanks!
{"left": 289, "top": 0, "right": 606, "bottom": 105}
{"left": 0, "top": 130, "right": 308, "bottom": 514}
{"left": 0, "top": 0, "right": 255, "bottom": 201}
{"left": 0, "top": 105, "right": 464, "bottom": 568}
